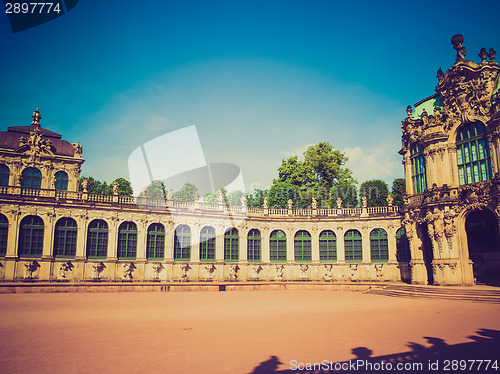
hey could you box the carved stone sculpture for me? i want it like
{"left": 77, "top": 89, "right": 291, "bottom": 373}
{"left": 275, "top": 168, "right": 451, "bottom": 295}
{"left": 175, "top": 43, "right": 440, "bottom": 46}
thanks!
{"left": 122, "top": 263, "right": 136, "bottom": 280}
{"left": 58, "top": 261, "right": 74, "bottom": 280}
{"left": 228, "top": 264, "right": 239, "bottom": 281}
{"left": 204, "top": 264, "right": 216, "bottom": 281}
{"left": 179, "top": 263, "right": 191, "bottom": 281}
{"left": 92, "top": 262, "right": 106, "bottom": 280}
{"left": 24, "top": 260, "right": 40, "bottom": 279}
{"left": 251, "top": 264, "right": 263, "bottom": 280}
{"left": 274, "top": 264, "right": 284, "bottom": 281}
{"left": 299, "top": 264, "right": 309, "bottom": 281}
{"left": 324, "top": 264, "right": 333, "bottom": 281}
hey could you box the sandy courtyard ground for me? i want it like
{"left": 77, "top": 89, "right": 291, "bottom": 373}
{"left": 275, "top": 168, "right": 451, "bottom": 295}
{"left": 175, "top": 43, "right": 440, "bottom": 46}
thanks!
{"left": 0, "top": 290, "right": 499, "bottom": 374}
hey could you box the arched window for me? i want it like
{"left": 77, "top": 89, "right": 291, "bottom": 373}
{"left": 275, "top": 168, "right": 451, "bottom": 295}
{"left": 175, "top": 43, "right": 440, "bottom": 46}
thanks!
{"left": 319, "top": 230, "right": 336, "bottom": 262}
{"left": 396, "top": 227, "right": 411, "bottom": 262}
{"left": 294, "top": 230, "right": 311, "bottom": 262}
{"left": 174, "top": 225, "right": 191, "bottom": 261}
{"left": 54, "top": 217, "right": 77, "bottom": 258}
{"left": 370, "top": 228, "right": 388, "bottom": 262}
{"left": 0, "top": 214, "right": 8, "bottom": 257}
{"left": 0, "top": 165, "right": 9, "bottom": 186}
{"left": 456, "top": 122, "right": 492, "bottom": 185}
{"left": 19, "top": 215, "right": 44, "bottom": 257}
{"left": 147, "top": 223, "right": 165, "bottom": 260}
{"left": 247, "top": 229, "right": 261, "bottom": 262}
{"left": 86, "top": 220, "right": 108, "bottom": 259}
{"left": 224, "top": 228, "right": 239, "bottom": 261}
{"left": 410, "top": 144, "right": 426, "bottom": 194}
{"left": 54, "top": 171, "right": 69, "bottom": 191}
{"left": 270, "top": 230, "right": 287, "bottom": 262}
{"left": 200, "top": 226, "right": 216, "bottom": 261}
{"left": 117, "top": 221, "right": 137, "bottom": 259}
{"left": 21, "top": 167, "right": 42, "bottom": 189}
{"left": 344, "top": 229, "right": 362, "bottom": 262}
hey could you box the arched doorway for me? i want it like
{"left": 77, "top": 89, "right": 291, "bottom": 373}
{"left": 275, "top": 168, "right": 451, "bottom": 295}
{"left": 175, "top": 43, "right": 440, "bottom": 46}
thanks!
{"left": 419, "top": 223, "right": 434, "bottom": 285}
{"left": 465, "top": 209, "right": 500, "bottom": 285}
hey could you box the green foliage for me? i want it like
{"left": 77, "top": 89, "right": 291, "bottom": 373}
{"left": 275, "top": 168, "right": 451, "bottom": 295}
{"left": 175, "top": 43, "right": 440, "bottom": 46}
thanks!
{"left": 274, "top": 142, "right": 357, "bottom": 208}
{"left": 173, "top": 183, "right": 198, "bottom": 202}
{"left": 203, "top": 188, "right": 227, "bottom": 204}
{"left": 267, "top": 182, "right": 300, "bottom": 209}
{"left": 79, "top": 176, "right": 108, "bottom": 194}
{"left": 111, "top": 177, "right": 133, "bottom": 196}
{"left": 142, "top": 180, "right": 166, "bottom": 199}
{"left": 330, "top": 180, "right": 359, "bottom": 207}
{"left": 359, "top": 179, "right": 389, "bottom": 207}
{"left": 245, "top": 189, "right": 268, "bottom": 208}
{"left": 391, "top": 178, "right": 406, "bottom": 207}
{"left": 227, "top": 190, "right": 245, "bottom": 205}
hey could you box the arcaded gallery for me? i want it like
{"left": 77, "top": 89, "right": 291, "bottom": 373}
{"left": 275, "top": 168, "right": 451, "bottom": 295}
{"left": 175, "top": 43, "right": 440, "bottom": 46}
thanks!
{"left": 0, "top": 35, "right": 499, "bottom": 286}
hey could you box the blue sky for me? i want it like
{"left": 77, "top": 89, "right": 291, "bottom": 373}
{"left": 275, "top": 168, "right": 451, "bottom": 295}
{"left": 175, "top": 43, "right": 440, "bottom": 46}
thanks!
{"left": 2, "top": 0, "right": 500, "bottom": 194}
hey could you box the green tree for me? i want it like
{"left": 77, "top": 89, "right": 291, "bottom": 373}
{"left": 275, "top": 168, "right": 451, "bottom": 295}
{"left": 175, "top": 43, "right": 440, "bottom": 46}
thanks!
{"left": 245, "top": 189, "right": 268, "bottom": 208}
{"left": 79, "top": 176, "right": 108, "bottom": 194}
{"left": 359, "top": 179, "right": 389, "bottom": 207}
{"left": 142, "top": 180, "right": 166, "bottom": 199}
{"left": 330, "top": 180, "right": 358, "bottom": 207}
{"left": 110, "top": 177, "right": 133, "bottom": 196}
{"left": 267, "top": 182, "right": 300, "bottom": 209}
{"left": 173, "top": 183, "right": 197, "bottom": 201}
{"left": 227, "top": 190, "right": 245, "bottom": 206}
{"left": 274, "top": 142, "right": 357, "bottom": 208}
{"left": 391, "top": 178, "right": 406, "bottom": 207}
{"left": 203, "top": 188, "right": 227, "bottom": 204}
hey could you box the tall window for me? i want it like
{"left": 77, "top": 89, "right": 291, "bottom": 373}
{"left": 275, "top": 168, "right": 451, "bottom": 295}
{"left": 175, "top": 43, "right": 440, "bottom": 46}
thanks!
{"left": 174, "top": 225, "right": 191, "bottom": 261}
{"left": 200, "top": 226, "right": 216, "bottom": 261}
{"left": 319, "top": 230, "right": 337, "bottom": 262}
{"left": 247, "top": 229, "right": 261, "bottom": 262}
{"left": 370, "top": 228, "right": 388, "bottom": 262}
{"left": 117, "top": 221, "right": 137, "bottom": 259}
{"left": 18, "top": 215, "right": 44, "bottom": 257}
{"left": 54, "top": 217, "right": 77, "bottom": 258}
{"left": 0, "top": 165, "right": 9, "bottom": 186}
{"left": 147, "top": 223, "right": 165, "bottom": 260}
{"left": 21, "top": 167, "right": 42, "bottom": 189}
{"left": 54, "top": 171, "right": 69, "bottom": 190}
{"left": 294, "top": 230, "right": 311, "bottom": 262}
{"left": 344, "top": 229, "right": 362, "bottom": 262}
{"left": 0, "top": 214, "right": 8, "bottom": 257}
{"left": 410, "top": 144, "right": 426, "bottom": 194}
{"left": 270, "top": 230, "right": 287, "bottom": 262}
{"left": 86, "top": 219, "right": 108, "bottom": 259}
{"left": 224, "top": 228, "right": 239, "bottom": 261}
{"left": 396, "top": 227, "right": 411, "bottom": 262}
{"left": 456, "top": 122, "right": 492, "bottom": 185}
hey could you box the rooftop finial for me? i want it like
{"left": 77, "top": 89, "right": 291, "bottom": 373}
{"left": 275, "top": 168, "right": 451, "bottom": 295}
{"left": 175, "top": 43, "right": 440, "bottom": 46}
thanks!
{"left": 451, "top": 34, "right": 466, "bottom": 63}
{"left": 31, "top": 108, "right": 41, "bottom": 127}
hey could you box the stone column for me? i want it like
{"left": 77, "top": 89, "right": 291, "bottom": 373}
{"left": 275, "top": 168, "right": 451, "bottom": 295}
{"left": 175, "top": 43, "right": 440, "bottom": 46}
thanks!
{"left": 286, "top": 229, "right": 294, "bottom": 263}
{"left": 361, "top": 227, "right": 371, "bottom": 263}
{"left": 75, "top": 215, "right": 87, "bottom": 260}
{"left": 42, "top": 213, "right": 56, "bottom": 259}
{"left": 215, "top": 225, "right": 224, "bottom": 262}
{"left": 336, "top": 228, "right": 345, "bottom": 263}
{"left": 387, "top": 226, "right": 398, "bottom": 262}
{"left": 311, "top": 229, "right": 320, "bottom": 263}
{"left": 107, "top": 219, "right": 119, "bottom": 260}
{"left": 164, "top": 220, "right": 175, "bottom": 261}
{"left": 189, "top": 223, "right": 200, "bottom": 262}
{"left": 261, "top": 228, "right": 270, "bottom": 263}
{"left": 239, "top": 228, "right": 248, "bottom": 262}
{"left": 136, "top": 221, "right": 147, "bottom": 261}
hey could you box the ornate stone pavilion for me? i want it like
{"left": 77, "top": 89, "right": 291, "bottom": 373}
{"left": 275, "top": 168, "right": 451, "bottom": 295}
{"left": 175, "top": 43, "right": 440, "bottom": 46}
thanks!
{"left": 0, "top": 109, "right": 404, "bottom": 284}
{"left": 0, "top": 35, "right": 498, "bottom": 286}
{"left": 400, "top": 35, "right": 500, "bottom": 285}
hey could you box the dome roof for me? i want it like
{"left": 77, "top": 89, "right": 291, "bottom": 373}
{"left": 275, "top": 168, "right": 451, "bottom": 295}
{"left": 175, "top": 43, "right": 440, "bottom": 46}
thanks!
{"left": 0, "top": 109, "right": 76, "bottom": 157}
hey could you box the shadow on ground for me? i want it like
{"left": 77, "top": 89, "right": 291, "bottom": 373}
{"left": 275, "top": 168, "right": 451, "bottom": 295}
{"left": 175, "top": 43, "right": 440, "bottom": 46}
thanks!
{"left": 247, "top": 328, "right": 500, "bottom": 374}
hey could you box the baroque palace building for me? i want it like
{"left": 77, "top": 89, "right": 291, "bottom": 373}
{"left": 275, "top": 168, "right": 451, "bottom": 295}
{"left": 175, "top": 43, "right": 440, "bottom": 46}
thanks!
{"left": 0, "top": 35, "right": 498, "bottom": 286}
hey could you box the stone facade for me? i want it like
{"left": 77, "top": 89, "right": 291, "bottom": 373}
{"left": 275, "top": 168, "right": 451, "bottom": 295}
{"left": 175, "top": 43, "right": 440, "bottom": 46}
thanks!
{"left": 400, "top": 35, "right": 500, "bottom": 285}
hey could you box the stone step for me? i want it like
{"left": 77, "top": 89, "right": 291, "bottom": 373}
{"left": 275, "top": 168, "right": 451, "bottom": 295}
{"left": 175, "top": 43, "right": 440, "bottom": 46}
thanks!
{"left": 366, "top": 285, "right": 500, "bottom": 303}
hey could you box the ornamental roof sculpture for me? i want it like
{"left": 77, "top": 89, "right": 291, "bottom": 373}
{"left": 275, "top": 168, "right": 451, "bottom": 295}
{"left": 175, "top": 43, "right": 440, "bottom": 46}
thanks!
{"left": 0, "top": 108, "right": 83, "bottom": 159}
{"left": 401, "top": 35, "right": 500, "bottom": 153}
